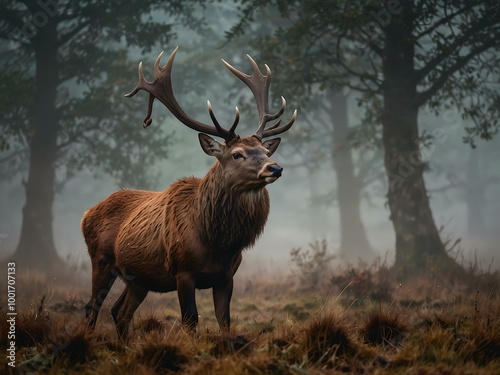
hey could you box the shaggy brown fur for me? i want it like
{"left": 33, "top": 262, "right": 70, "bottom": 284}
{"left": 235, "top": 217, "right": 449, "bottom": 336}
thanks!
{"left": 82, "top": 135, "right": 283, "bottom": 339}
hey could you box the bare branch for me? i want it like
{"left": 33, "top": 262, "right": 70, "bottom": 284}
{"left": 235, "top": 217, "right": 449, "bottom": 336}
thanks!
{"left": 335, "top": 34, "right": 381, "bottom": 93}
{"left": 416, "top": 38, "right": 500, "bottom": 107}
{"left": 0, "top": 148, "right": 28, "bottom": 164}
{"left": 57, "top": 19, "right": 91, "bottom": 47}
{"left": 0, "top": 4, "right": 26, "bottom": 30}
{"left": 427, "top": 182, "right": 463, "bottom": 193}
{"left": 415, "top": 3, "right": 476, "bottom": 40}
{"left": 415, "top": 14, "right": 500, "bottom": 84}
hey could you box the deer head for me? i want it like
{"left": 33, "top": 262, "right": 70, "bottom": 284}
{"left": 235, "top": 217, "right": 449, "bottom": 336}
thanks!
{"left": 125, "top": 47, "right": 297, "bottom": 190}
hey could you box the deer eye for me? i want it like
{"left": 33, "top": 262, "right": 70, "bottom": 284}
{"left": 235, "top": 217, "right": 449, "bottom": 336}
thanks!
{"left": 232, "top": 152, "right": 243, "bottom": 160}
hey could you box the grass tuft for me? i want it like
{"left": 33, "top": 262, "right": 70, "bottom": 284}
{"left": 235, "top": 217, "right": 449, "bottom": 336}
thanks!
{"left": 209, "top": 333, "right": 253, "bottom": 356}
{"left": 136, "top": 316, "right": 165, "bottom": 334}
{"left": 15, "top": 295, "right": 51, "bottom": 348}
{"left": 302, "top": 312, "right": 356, "bottom": 365}
{"left": 361, "top": 308, "right": 407, "bottom": 348}
{"left": 466, "top": 328, "right": 500, "bottom": 366}
{"left": 136, "top": 341, "right": 188, "bottom": 372}
{"left": 50, "top": 323, "right": 94, "bottom": 365}
{"left": 4, "top": 244, "right": 500, "bottom": 374}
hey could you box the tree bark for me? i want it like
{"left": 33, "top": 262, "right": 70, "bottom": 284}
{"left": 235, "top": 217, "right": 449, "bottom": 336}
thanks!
{"left": 330, "top": 90, "right": 375, "bottom": 263}
{"left": 465, "top": 149, "right": 485, "bottom": 239}
{"left": 381, "top": 6, "right": 458, "bottom": 279}
{"left": 12, "top": 18, "right": 63, "bottom": 271}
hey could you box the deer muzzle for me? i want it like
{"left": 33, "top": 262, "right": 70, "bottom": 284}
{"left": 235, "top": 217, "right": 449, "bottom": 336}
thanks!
{"left": 267, "top": 164, "right": 283, "bottom": 178}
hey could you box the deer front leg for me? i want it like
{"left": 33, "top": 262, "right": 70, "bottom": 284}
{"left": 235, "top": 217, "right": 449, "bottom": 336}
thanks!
{"left": 176, "top": 273, "right": 198, "bottom": 330}
{"left": 213, "top": 278, "right": 233, "bottom": 331}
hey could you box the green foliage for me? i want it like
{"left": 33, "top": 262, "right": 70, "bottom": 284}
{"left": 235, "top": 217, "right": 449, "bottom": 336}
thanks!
{"left": 0, "top": 0, "right": 202, "bottom": 189}
{"left": 0, "top": 68, "right": 32, "bottom": 172}
{"left": 229, "top": 0, "right": 500, "bottom": 146}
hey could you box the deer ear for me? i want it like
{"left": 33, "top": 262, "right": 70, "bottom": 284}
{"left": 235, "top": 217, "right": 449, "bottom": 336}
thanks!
{"left": 198, "top": 133, "right": 224, "bottom": 158}
{"left": 262, "top": 138, "right": 281, "bottom": 156}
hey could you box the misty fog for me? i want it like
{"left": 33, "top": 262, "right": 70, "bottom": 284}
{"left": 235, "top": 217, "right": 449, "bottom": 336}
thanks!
{"left": 1, "top": 1, "right": 499, "bottom": 276}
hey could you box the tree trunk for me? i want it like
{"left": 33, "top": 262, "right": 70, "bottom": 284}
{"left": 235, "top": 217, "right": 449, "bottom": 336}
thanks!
{"left": 465, "top": 149, "right": 485, "bottom": 239}
{"left": 330, "top": 90, "right": 375, "bottom": 263}
{"left": 12, "top": 19, "right": 63, "bottom": 271}
{"left": 381, "top": 8, "right": 458, "bottom": 279}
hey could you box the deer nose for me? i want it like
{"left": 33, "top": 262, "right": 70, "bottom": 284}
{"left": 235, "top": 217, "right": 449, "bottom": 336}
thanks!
{"left": 267, "top": 164, "right": 283, "bottom": 177}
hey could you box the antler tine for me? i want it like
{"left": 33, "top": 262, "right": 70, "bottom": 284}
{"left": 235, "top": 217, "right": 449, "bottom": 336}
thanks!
{"left": 221, "top": 55, "right": 270, "bottom": 121}
{"left": 262, "top": 109, "right": 297, "bottom": 138}
{"left": 125, "top": 62, "right": 155, "bottom": 128}
{"left": 253, "top": 94, "right": 290, "bottom": 139}
{"left": 222, "top": 55, "right": 296, "bottom": 140}
{"left": 125, "top": 47, "right": 238, "bottom": 142}
{"left": 229, "top": 106, "right": 240, "bottom": 135}
{"left": 266, "top": 119, "right": 282, "bottom": 132}
{"left": 125, "top": 62, "right": 148, "bottom": 97}
{"left": 207, "top": 100, "right": 239, "bottom": 140}
{"left": 154, "top": 51, "right": 165, "bottom": 75}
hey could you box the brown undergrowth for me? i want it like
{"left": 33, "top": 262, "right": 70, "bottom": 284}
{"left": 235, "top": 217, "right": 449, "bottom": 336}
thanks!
{"left": 1, "top": 246, "right": 499, "bottom": 374}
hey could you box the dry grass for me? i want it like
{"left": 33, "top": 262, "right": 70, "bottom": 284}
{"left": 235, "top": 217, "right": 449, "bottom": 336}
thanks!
{"left": 1, "top": 259, "right": 500, "bottom": 374}
{"left": 361, "top": 307, "right": 407, "bottom": 348}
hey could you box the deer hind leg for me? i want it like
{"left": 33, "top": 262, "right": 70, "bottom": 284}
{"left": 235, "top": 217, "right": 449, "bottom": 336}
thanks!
{"left": 85, "top": 254, "right": 118, "bottom": 328}
{"left": 111, "top": 282, "right": 148, "bottom": 340}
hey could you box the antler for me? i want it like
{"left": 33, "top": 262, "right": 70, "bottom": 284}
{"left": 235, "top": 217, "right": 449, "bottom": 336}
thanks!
{"left": 222, "top": 55, "right": 297, "bottom": 140}
{"left": 125, "top": 47, "right": 240, "bottom": 142}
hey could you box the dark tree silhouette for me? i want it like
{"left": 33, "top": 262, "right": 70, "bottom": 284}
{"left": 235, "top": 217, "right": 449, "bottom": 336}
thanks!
{"left": 0, "top": 1, "right": 194, "bottom": 271}
{"left": 231, "top": 0, "right": 500, "bottom": 277}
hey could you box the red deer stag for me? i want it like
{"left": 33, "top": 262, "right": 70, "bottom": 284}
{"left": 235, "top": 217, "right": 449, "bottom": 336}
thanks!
{"left": 81, "top": 47, "right": 296, "bottom": 339}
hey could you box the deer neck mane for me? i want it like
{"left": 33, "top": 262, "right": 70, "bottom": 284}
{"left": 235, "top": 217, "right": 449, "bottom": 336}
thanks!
{"left": 197, "top": 162, "right": 270, "bottom": 252}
